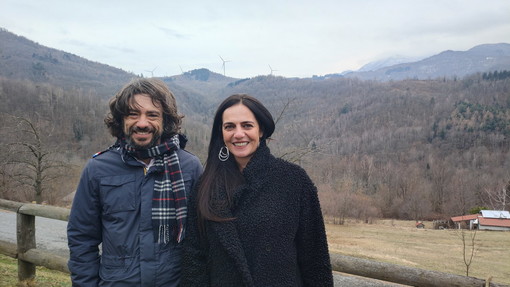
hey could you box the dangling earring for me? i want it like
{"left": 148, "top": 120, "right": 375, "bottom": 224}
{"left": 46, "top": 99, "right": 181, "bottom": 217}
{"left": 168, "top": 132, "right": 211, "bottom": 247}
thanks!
{"left": 218, "top": 146, "right": 230, "bottom": 161}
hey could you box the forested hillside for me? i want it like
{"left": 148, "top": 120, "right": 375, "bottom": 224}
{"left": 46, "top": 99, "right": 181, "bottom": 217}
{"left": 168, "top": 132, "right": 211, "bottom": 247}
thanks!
{"left": 1, "top": 73, "right": 508, "bottom": 221}
{"left": 195, "top": 74, "right": 510, "bottom": 221}
{"left": 1, "top": 27, "right": 509, "bottom": 222}
{"left": 0, "top": 28, "right": 134, "bottom": 96}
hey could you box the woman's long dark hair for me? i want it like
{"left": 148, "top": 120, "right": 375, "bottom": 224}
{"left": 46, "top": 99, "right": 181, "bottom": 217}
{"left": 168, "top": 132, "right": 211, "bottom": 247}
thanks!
{"left": 196, "top": 94, "right": 274, "bottom": 225}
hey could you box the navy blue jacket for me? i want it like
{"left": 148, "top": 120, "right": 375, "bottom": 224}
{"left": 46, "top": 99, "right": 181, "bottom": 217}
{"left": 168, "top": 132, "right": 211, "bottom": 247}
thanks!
{"left": 67, "top": 145, "right": 202, "bottom": 286}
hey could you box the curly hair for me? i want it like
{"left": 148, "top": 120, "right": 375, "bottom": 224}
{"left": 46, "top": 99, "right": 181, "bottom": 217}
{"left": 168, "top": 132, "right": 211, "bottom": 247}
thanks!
{"left": 104, "top": 78, "right": 183, "bottom": 139}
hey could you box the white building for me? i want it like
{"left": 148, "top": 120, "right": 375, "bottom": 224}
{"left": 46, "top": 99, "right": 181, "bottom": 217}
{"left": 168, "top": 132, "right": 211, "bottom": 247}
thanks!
{"left": 451, "top": 210, "right": 510, "bottom": 231}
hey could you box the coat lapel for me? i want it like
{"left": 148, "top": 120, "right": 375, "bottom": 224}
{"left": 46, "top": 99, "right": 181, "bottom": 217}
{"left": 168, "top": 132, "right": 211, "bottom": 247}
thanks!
{"left": 210, "top": 208, "right": 255, "bottom": 287}
{"left": 208, "top": 146, "right": 275, "bottom": 287}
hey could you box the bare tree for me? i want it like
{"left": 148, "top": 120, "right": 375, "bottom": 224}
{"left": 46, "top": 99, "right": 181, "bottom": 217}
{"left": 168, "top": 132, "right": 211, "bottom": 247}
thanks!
{"left": 1, "top": 115, "right": 67, "bottom": 203}
{"left": 445, "top": 170, "right": 474, "bottom": 217}
{"left": 271, "top": 97, "right": 321, "bottom": 163}
{"left": 428, "top": 159, "right": 451, "bottom": 214}
{"left": 483, "top": 180, "right": 510, "bottom": 211}
{"left": 272, "top": 97, "right": 296, "bottom": 127}
{"left": 454, "top": 228, "right": 478, "bottom": 276}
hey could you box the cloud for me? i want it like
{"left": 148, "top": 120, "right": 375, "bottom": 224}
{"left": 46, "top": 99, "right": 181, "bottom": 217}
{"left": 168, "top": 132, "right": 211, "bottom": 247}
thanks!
{"left": 157, "top": 26, "right": 189, "bottom": 39}
{"left": 1, "top": 0, "right": 509, "bottom": 78}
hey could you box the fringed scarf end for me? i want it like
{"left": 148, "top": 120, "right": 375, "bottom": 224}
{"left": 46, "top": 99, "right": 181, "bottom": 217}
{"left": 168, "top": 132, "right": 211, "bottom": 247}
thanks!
{"left": 176, "top": 226, "right": 185, "bottom": 243}
{"left": 158, "top": 225, "right": 171, "bottom": 244}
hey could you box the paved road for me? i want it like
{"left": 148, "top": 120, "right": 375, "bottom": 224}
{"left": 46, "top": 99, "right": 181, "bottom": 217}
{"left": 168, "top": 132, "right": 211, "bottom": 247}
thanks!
{"left": 0, "top": 209, "right": 69, "bottom": 258}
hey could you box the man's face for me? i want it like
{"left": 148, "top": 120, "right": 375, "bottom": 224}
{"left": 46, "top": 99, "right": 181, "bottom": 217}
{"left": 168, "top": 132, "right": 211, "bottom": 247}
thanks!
{"left": 123, "top": 94, "right": 164, "bottom": 149}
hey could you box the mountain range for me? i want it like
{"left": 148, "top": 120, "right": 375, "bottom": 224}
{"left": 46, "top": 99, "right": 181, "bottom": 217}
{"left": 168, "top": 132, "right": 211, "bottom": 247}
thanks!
{"left": 1, "top": 27, "right": 509, "bottom": 94}
{"left": 341, "top": 43, "right": 510, "bottom": 81}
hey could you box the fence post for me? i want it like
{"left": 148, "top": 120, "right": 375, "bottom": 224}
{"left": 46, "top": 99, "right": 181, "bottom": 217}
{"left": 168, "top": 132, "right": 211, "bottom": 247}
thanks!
{"left": 16, "top": 210, "right": 36, "bottom": 283}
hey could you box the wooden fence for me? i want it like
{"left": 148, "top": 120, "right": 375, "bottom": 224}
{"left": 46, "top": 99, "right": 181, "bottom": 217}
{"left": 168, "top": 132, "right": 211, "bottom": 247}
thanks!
{"left": 0, "top": 198, "right": 508, "bottom": 287}
{"left": 0, "top": 199, "right": 69, "bottom": 284}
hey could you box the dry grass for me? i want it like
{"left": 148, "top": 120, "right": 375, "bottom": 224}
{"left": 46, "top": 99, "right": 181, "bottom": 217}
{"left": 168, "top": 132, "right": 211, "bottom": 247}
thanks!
{"left": 0, "top": 254, "right": 70, "bottom": 287}
{"left": 326, "top": 218, "right": 510, "bottom": 285}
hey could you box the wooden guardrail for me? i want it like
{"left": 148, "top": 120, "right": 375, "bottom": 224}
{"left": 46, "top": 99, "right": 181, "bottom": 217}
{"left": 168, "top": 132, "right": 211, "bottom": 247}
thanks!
{"left": 0, "top": 198, "right": 508, "bottom": 286}
{"left": 0, "top": 198, "right": 69, "bottom": 284}
{"left": 330, "top": 254, "right": 509, "bottom": 287}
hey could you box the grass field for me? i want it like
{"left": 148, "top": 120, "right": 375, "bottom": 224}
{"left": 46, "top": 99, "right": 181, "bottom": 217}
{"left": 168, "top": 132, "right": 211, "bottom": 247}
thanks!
{"left": 0, "top": 254, "right": 70, "bottom": 287}
{"left": 326, "top": 219, "right": 510, "bottom": 285}
{"left": 0, "top": 219, "right": 509, "bottom": 286}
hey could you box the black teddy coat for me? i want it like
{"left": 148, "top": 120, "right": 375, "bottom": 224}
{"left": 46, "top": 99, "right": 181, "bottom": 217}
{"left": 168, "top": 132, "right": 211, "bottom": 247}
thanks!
{"left": 181, "top": 145, "right": 333, "bottom": 287}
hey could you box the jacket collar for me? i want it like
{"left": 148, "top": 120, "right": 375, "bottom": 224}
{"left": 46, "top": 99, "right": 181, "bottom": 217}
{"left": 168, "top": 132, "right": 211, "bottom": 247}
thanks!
{"left": 242, "top": 145, "right": 274, "bottom": 185}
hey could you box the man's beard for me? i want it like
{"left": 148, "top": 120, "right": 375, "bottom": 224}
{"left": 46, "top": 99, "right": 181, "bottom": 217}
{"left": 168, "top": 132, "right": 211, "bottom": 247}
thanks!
{"left": 125, "top": 126, "right": 161, "bottom": 149}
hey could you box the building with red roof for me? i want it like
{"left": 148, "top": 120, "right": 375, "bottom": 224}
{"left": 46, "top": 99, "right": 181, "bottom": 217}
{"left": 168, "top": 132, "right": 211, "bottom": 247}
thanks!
{"left": 450, "top": 210, "right": 510, "bottom": 231}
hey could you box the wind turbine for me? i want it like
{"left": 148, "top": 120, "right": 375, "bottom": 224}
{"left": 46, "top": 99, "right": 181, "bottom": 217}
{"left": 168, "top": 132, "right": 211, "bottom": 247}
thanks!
{"left": 269, "top": 65, "right": 278, "bottom": 75}
{"left": 219, "top": 55, "right": 230, "bottom": 76}
{"left": 144, "top": 66, "right": 158, "bottom": 77}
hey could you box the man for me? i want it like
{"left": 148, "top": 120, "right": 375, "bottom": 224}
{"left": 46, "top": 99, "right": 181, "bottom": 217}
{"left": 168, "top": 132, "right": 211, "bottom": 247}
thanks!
{"left": 67, "top": 78, "right": 203, "bottom": 286}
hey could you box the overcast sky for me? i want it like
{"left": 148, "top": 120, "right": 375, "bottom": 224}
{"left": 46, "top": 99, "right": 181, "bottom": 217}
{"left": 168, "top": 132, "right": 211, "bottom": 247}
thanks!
{"left": 1, "top": 0, "right": 509, "bottom": 79}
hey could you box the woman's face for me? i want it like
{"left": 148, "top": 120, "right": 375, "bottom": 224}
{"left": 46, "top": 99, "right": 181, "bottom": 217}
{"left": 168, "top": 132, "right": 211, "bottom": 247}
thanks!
{"left": 222, "top": 103, "right": 263, "bottom": 170}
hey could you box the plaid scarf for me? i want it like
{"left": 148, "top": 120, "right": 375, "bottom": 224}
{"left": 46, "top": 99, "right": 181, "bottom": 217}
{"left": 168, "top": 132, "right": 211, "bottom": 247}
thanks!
{"left": 121, "top": 134, "right": 187, "bottom": 243}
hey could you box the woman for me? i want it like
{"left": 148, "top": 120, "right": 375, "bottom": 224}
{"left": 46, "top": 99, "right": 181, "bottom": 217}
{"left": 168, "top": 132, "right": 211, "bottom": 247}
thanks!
{"left": 181, "top": 94, "right": 333, "bottom": 287}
